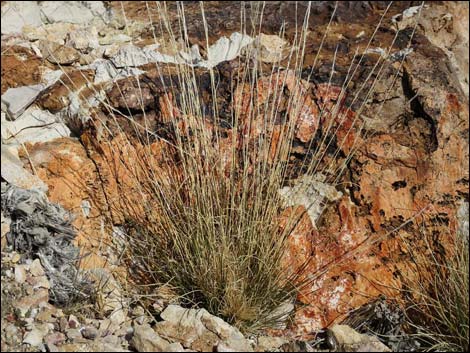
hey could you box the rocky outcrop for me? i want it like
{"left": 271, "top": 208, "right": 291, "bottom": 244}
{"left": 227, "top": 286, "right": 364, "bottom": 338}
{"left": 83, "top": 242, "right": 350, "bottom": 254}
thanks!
{"left": 1, "top": 0, "right": 468, "bottom": 346}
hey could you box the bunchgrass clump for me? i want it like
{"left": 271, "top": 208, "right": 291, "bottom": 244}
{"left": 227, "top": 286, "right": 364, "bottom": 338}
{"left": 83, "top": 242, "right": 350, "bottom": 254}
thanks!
{"left": 113, "top": 2, "right": 411, "bottom": 332}
{"left": 119, "top": 4, "right": 319, "bottom": 332}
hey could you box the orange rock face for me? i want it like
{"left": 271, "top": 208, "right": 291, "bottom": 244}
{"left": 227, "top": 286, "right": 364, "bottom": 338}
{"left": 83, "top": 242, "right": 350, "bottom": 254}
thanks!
{"left": 19, "top": 130, "right": 178, "bottom": 270}
{"left": 18, "top": 138, "right": 106, "bottom": 269}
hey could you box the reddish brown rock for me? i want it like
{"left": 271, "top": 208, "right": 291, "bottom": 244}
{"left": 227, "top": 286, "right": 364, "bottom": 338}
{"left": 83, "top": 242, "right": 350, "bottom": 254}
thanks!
{"left": 279, "top": 206, "right": 316, "bottom": 277}
{"left": 159, "top": 92, "right": 181, "bottom": 122}
{"left": 107, "top": 77, "right": 155, "bottom": 111}
{"left": 38, "top": 69, "right": 96, "bottom": 112}
{"left": 1, "top": 46, "right": 47, "bottom": 94}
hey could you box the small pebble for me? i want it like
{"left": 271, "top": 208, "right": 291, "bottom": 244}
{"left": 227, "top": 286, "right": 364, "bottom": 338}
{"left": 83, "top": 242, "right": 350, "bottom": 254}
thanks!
{"left": 81, "top": 326, "right": 99, "bottom": 340}
{"left": 66, "top": 328, "right": 82, "bottom": 341}
{"left": 30, "top": 259, "right": 45, "bottom": 276}
{"left": 68, "top": 314, "right": 80, "bottom": 329}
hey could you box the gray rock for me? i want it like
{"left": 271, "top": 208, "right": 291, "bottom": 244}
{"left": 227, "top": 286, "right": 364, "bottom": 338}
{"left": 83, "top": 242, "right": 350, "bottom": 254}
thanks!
{"left": 157, "top": 305, "right": 252, "bottom": 352}
{"left": 14, "top": 264, "right": 27, "bottom": 284}
{"left": 99, "top": 33, "right": 133, "bottom": 46}
{"left": 88, "top": 59, "right": 145, "bottom": 84}
{"left": 99, "top": 318, "right": 120, "bottom": 336}
{"left": 31, "top": 275, "right": 51, "bottom": 290}
{"left": 58, "top": 317, "right": 68, "bottom": 332}
{"left": 4, "top": 324, "right": 20, "bottom": 343}
{"left": 1, "top": 1, "right": 43, "bottom": 35}
{"left": 264, "top": 301, "right": 295, "bottom": 330}
{"left": 356, "top": 341, "right": 395, "bottom": 352}
{"left": 44, "top": 332, "right": 66, "bottom": 346}
{"left": 110, "top": 35, "right": 254, "bottom": 69}
{"left": 281, "top": 340, "right": 315, "bottom": 352}
{"left": 217, "top": 337, "right": 256, "bottom": 352}
{"left": 111, "top": 44, "right": 203, "bottom": 68}
{"left": 254, "top": 33, "right": 289, "bottom": 63}
{"left": 1, "top": 84, "right": 46, "bottom": 120}
{"left": 256, "top": 336, "right": 288, "bottom": 352}
{"left": 202, "top": 32, "right": 253, "bottom": 69}
{"left": 131, "top": 323, "right": 170, "bottom": 352}
{"left": 47, "top": 343, "right": 59, "bottom": 352}
{"left": 200, "top": 312, "right": 252, "bottom": 351}
{"left": 66, "top": 328, "right": 83, "bottom": 341}
{"left": 39, "top": 1, "right": 108, "bottom": 25}
{"left": 101, "top": 334, "right": 121, "bottom": 346}
{"left": 56, "top": 341, "right": 130, "bottom": 352}
{"left": 327, "top": 325, "right": 391, "bottom": 352}
{"left": 39, "top": 40, "right": 81, "bottom": 64}
{"left": 23, "top": 324, "right": 52, "bottom": 347}
{"left": 156, "top": 305, "right": 212, "bottom": 348}
{"left": 201, "top": 312, "right": 238, "bottom": 340}
{"left": 131, "top": 305, "right": 146, "bottom": 318}
{"left": 114, "top": 325, "right": 133, "bottom": 338}
{"left": 166, "top": 342, "right": 186, "bottom": 352}
{"left": 279, "top": 174, "right": 342, "bottom": 225}
{"left": 216, "top": 342, "right": 239, "bottom": 352}
{"left": 0, "top": 143, "right": 48, "bottom": 192}
{"left": 111, "top": 44, "right": 168, "bottom": 68}
{"left": 86, "top": 269, "right": 128, "bottom": 323}
{"left": 457, "top": 201, "right": 469, "bottom": 243}
{"left": 22, "top": 317, "right": 35, "bottom": 329}
{"left": 23, "top": 22, "right": 77, "bottom": 44}
{"left": 1, "top": 106, "right": 71, "bottom": 146}
{"left": 131, "top": 306, "right": 147, "bottom": 325}
{"left": 67, "top": 28, "right": 99, "bottom": 52}
{"left": 81, "top": 326, "right": 99, "bottom": 340}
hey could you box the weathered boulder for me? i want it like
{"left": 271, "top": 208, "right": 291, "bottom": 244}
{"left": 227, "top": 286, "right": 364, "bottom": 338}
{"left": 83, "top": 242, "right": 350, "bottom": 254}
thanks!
{"left": 23, "top": 323, "right": 53, "bottom": 347}
{"left": 39, "top": 1, "right": 109, "bottom": 26}
{"left": 156, "top": 305, "right": 253, "bottom": 352}
{"left": 131, "top": 323, "right": 170, "bottom": 352}
{"left": 327, "top": 325, "right": 391, "bottom": 352}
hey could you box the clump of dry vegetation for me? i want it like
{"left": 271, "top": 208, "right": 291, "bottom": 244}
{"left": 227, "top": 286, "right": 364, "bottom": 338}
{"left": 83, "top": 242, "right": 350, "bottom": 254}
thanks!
{"left": 118, "top": 5, "right": 322, "bottom": 331}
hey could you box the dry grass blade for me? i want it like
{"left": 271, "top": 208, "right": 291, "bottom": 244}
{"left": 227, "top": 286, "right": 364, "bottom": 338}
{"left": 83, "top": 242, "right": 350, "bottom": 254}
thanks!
{"left": 399, "top": 210, "right": 469, "bottom": 352}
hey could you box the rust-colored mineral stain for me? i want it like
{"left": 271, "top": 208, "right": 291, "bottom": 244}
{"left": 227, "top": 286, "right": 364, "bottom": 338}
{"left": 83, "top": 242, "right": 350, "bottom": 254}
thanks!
{"left": 1, "top": 46, "right": 47, "bottom": 94}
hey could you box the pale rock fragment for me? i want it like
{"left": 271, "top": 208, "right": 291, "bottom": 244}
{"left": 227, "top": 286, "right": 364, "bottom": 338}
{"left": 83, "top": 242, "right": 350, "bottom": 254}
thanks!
{"left": 1, "top": 1, "right": 43, "bottom": 35}
{"left": 1, "top": 106, "right": 70, "bottom": 146}
{"left": 1, "top": 84, "right": 46, "bottom": 120}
